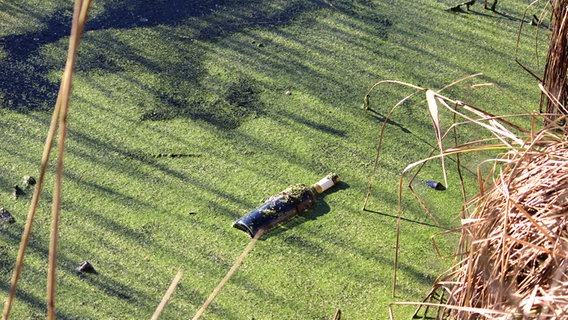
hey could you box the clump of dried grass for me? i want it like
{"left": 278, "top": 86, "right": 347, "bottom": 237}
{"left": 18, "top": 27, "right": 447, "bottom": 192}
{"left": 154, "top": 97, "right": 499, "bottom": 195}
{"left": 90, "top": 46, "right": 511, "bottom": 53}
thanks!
{"left": 416, "top": 123, "right": 568, "bottom": 319}
{"left": 362, "top": 76, "right": 568, "bottom": 319}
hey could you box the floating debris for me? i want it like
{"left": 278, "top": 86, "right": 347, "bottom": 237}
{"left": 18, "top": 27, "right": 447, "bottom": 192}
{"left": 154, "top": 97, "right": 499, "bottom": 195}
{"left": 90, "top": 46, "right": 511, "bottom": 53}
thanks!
{"left": 22, "top": 176, "right": 36, "bottom": 189}
{"left": 425, "top": 180, "right": 446, "bottom": 191}
{"left": 153, "top": 153, "right": 201, "bottom": 158}
{"left": 77, "top": 261, "right": 96, "bottom": 273}
{"left": 12, "top": 185, "right": 25, "bottom": 199}
{"left": 0, "top": 208, "right": 15, "bottom": 224}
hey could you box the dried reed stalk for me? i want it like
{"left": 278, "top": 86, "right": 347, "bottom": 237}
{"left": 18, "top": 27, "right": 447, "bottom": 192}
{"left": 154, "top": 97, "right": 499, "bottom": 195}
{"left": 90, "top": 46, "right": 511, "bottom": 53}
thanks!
{"left": 47, "top": 2, "right": 91, "bottom": 319}
{"left": 2, "top": 1, "right": 91, "bottom": 319}
{"left": 151, "top": 270, "right": 184, "bottom": 320}
{"left": 416, "top": 125, "right": 568, "bottom": 319}
{"left": 540, "top": 0, "right": 568, "bottom": 119}
{"left": 191, "top": 230, "right": 264, "bottom": 320}
{"left": 362, "top": 74, "right": 568, "bottom": 318}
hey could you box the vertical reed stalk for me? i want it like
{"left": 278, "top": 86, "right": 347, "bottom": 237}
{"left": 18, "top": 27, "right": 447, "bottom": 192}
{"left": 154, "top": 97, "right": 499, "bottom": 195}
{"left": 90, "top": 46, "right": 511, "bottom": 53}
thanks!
{"left": 2, "top": 90, "right": 62, "bottom": 320}
{"left": 47, "top": 1, "right": 91, "bottom": 319}
{"left": 3, "top": 1, "right": 91, "bottom": 318}
{"left": 540, "top": 0, "right": 568, "bottom": 120}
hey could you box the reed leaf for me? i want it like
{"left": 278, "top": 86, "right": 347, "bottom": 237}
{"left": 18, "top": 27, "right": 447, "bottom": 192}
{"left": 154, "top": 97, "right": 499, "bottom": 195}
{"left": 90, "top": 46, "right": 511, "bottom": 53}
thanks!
{"left": 426, "top": 89, "right": 448, "bottom": 187}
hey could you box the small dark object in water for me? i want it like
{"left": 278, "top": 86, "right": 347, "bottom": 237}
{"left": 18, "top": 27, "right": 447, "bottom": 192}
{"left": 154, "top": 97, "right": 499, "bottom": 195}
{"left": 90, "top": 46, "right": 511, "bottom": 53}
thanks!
{"left": 425, "top": 180, "right": 446, "bottom": 191}
{"left": 12, "top": 185, "right": 25, "bottom": 198}
{"left": 0, "top": 207, "right": 15, "bottom": 224}
{"left": 77, "top": 261, "right": 96, "bottom": 273}
{"left": 153, "top": 153, "right": 201, "bottom": 158}
{"left": 22, "top": 176, "right": 36, "bottom": 189}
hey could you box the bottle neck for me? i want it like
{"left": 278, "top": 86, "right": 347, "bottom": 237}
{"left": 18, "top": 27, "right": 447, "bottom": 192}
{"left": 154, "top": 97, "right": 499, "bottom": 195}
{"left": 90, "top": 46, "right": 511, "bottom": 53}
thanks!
{"left": 312, "top": 173, "right": 340, "bottom": 194}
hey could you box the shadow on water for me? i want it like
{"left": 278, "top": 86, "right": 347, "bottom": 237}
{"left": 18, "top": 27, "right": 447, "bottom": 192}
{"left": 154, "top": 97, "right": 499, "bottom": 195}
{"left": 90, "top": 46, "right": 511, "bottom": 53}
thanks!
{"left": 0, "top": 223, "right": 150, "bottom": 319}
{"left": 282, "top": 111, "right": 348, "bottom": 137}
{"left": 362, "top": 208, "right": 441, "bottom": 229}
{"left": 0, "top": 0, "right": 323, "bottom": 130}
{"left": 0, "top": 203, "right": 166, "bottom": 318}
{"left": 0, "top": 280, "right": 69, "bottom": 319}
{"left": 365, "top": 107, "right": 412, "bottom": 134}
{"left": 139, "top": 76, "right": 267, "bottom": 130}
{"left": 0, "top": 6, "right": 72, "bottom": 112}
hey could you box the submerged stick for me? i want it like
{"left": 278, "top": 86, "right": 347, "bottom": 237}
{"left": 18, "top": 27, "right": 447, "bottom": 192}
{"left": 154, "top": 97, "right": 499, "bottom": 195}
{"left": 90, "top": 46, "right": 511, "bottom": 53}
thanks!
{"left": 192, "top": 230, "right": 264, "bottom": 320}
{"left": 151, "top": 270, "right": 184, "bottom": 320}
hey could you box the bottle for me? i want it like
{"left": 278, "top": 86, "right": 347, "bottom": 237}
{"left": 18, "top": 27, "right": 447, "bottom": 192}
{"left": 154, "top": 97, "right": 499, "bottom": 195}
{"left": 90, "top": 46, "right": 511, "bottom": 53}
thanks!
{"left": 233, "top": 173, "right": 340, "bottom": 238}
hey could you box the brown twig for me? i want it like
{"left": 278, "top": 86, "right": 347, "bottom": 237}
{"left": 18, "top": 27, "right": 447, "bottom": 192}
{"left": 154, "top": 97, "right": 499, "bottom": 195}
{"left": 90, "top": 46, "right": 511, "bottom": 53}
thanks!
{"left": 151, "top": 270, "right": 184, "bottom": 320}
{"left": 191, "top": 230, "right": 264, "bottom": 320}
{"left": 47, "top": 1, "right": 91, "bottom": 319}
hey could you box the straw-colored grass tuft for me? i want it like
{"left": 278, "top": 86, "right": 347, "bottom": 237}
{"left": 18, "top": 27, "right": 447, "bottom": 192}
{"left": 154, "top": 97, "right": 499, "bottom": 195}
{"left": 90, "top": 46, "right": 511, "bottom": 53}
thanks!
{"left": 416, "top": 125, "right": 568, "bottom": 319}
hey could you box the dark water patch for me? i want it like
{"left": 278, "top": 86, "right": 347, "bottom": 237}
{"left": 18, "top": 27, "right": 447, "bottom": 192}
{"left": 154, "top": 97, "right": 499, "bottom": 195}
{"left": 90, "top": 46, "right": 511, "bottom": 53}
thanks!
{"left": 85, "top": 0, "right": 222, "bottom": 31}
{"left": 0, "top": 6, "right": 73, "bottom": 112}
{"left": 1, "top": 0, "right": 320, "bottom": 118}
{"left": 141, "top": 77, "right": 265, "bottom": 130}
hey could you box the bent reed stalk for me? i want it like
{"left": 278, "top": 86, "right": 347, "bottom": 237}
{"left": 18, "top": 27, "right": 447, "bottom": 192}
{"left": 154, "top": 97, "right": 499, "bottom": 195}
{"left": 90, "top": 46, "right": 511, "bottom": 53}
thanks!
{"left": 361, "top": 74, "right": 534, "bottom": 298}
{"left": 368, "top": 79, "right": 568, "bottom": 318}
{"left": 48, "top": 1, "right": 92, "bottom": 319}
{"left": 413, "top": 124, "right": 568, "bottom": 319}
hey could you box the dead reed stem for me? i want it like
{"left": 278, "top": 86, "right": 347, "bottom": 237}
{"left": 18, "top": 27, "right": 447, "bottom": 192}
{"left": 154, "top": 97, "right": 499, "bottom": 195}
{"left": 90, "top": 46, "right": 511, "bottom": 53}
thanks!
{"left": 540, "top": 0, "right": 568, "bottom": 119}
{"left": 151, "top": 270, "right": 184, "bottom": 320}
{"left": 191, "top": 230, "right": 264, "bottom": 320}
{"left": 1, "top": 1, "right": 91, "bottom": 319}
{"left": 363, "top": 73, "right": 496, "bottom": 211}
{"left": 363, "top": 76, "right": 532, "bottom": 298}
{"left": 47, "top": 2, "right": 91, "bottom": 318}
{"left": 413, "top": 126, "right": 568, "bottom": 319}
